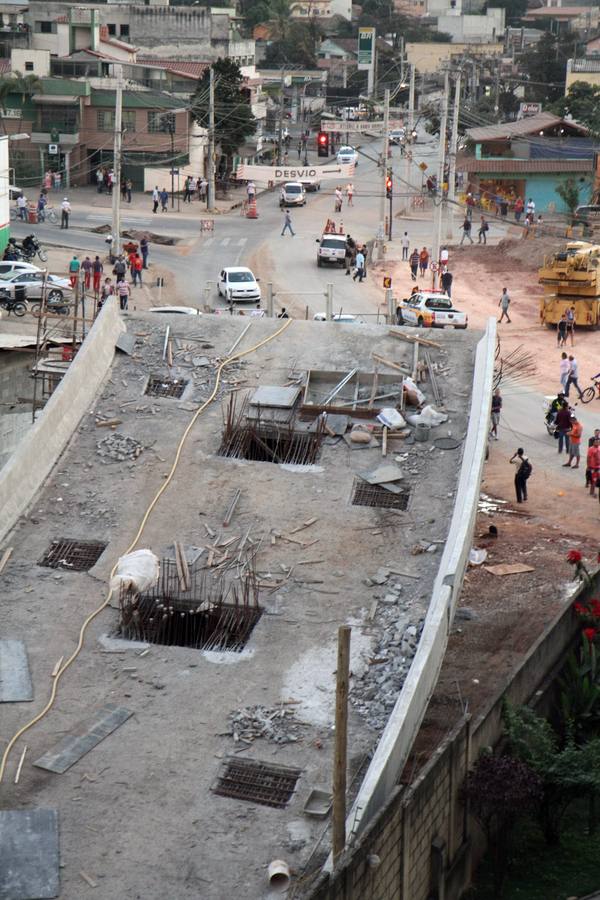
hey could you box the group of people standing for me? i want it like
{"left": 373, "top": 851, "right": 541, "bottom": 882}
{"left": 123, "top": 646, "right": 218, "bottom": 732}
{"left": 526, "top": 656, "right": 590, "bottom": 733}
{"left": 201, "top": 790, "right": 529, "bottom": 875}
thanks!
{"left": 344, "top": 235, "right": 368, "bottom": 283}
{"left": 403, "top": 236, "right": 453, "bottom": 296}
{"left": 183, "top": 176, "right": 208, "bottom": 203}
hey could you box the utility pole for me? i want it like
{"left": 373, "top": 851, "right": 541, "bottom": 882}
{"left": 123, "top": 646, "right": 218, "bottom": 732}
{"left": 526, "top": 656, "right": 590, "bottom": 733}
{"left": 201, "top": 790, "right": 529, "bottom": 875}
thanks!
{"left": 408, "top": 63, "right": 415, "bottom": 135}
{"left": 447, "top": 69, "right": 462, "bottom": 239}
{"left": 277, "top": 68, "right": 285, "bottom": 166}
{"left": 332, "top": 625, "right": 351, "bottom": 866}
{"left": 111, "top": 64, "right": 123, "bottom": 259}
{"left": 379, "top": 88, "right": 390, "bottom": 247}
{"left": 432, "top": 69, "right": 449, "bottom": 288}
{"left": 207, "top": 66, "right": 215, "bottom": 212}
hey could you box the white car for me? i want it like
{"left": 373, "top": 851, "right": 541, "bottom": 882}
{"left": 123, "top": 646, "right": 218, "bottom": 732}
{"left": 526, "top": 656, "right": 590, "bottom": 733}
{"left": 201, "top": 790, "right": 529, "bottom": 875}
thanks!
{"left": 398, "top": 291, "right": 468, "bottom": 329}
{"left": 217, "top": 267, "right": 261, "bottom": 303}
{"left": 337, "top": 146, "right": 358, "bottom": 167}
{"left": 389, "top": 128, "right": 406, "bottom": 145}
{"left": 0, "top": 260, "right": 42, "bottom": 276}
{"left": 148, "top": 306, "right": 202, "bottom": 315}
{"left": 282, "top": 182, "right": 306, "bottom": 206}
{"left": 0, "top": 270, "right": 71, "bottom": 302}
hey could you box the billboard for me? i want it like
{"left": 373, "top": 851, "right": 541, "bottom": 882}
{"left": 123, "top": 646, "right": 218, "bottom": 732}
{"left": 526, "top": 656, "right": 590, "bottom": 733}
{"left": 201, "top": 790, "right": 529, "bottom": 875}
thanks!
{"left": 357, "top": 27, "right": 375, "bottom": 70}
{"left": 320, "top": 119, "right": 404, "bottom": 133}
{"left": 236, "top": 163, "right": 356, "bottom": 184}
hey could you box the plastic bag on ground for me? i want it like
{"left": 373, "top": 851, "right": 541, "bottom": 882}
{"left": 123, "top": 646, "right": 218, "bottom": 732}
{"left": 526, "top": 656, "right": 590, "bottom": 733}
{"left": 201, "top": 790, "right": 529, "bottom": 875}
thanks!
{"left": 110, "top": 549, "right": 160, "bottom": 596}
{"left": 377, "top": 408, "right": 407, "bottom": 430}
{"left": 402, "top": 376, "right": 426, "bottom": 407}
{"left": 405, "top": 404, "right": 449, "bottom": 427}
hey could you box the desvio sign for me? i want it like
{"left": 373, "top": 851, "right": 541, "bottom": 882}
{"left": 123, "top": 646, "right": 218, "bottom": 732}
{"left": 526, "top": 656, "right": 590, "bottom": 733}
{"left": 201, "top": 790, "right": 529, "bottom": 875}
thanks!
{"left": 236, "top": 163, "right": 355, "bottom": 183}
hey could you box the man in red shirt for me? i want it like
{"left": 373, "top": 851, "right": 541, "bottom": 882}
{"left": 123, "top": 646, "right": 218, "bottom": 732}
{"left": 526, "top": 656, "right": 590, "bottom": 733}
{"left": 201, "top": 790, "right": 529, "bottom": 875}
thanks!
{"left": 564, "top": 414, "right": 583, "bottom": 468}
{"left": 587, "top": 438, "right": 600, "bottom": 496}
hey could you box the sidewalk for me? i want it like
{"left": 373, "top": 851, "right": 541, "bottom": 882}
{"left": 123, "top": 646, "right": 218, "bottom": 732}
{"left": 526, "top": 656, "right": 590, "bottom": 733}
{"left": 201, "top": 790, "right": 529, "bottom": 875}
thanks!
{"left": 47, "top": 184, "right": 247, "bottom": 220}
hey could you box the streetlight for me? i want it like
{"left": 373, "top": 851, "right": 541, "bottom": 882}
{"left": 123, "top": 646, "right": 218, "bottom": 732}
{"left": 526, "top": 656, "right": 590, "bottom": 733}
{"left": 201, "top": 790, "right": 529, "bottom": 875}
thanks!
{"left": 160, "top": 109, "right": 187, "bottom": 211}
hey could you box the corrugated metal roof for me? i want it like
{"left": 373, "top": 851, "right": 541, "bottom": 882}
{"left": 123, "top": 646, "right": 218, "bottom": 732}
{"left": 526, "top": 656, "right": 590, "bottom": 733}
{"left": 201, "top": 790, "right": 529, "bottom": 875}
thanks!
{"left": 90, "top": 89, "right": 186, "bottom": 109}
{"left": 458, "top": 156, "right": 594, "bottom": 174}
{"left": 137, "top": 58, "right": 209, "bottom": 79}
{"left": 466, "top": 113, "right": 588, "bottom": 142}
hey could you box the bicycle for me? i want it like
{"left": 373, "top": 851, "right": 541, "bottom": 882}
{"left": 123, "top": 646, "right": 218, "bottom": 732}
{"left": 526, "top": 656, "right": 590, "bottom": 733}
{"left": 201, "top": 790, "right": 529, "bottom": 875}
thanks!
{"left": 580, "top": 377, "right": 600, "bottom": 404}
{"left": 39, "top": 207, "right": 59, "bottom": 225}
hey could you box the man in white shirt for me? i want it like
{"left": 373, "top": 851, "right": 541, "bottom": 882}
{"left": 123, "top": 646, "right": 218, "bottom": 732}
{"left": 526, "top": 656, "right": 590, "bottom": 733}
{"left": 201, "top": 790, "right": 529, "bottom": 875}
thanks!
{"left": 565, "top": 355, "right": 583, "bottom": 400}
{"left": 400, "top": 231, "right": 410, "bottom": 261}
{"left": 16, "top": 194, "right": 27, "bottom": 221}
{"left": 152, "top": 186, "right": 159, "bottom": 214}
{"left": 60, "top": 197, "right": 71, "bottom": 229}
{"left": 440, "top": 247, "right": 449, "bottom": 267}
{"left": 526, "top": 198, "right": 535, "bottom": 216}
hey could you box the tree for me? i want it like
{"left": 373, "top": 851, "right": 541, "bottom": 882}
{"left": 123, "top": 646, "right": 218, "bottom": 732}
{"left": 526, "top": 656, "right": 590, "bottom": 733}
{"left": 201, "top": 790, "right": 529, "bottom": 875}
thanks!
{"left": 484, "top": 0, "right": 527, "bottom": 25}
{"left": 262, "top": 21, "right": 319, "bottom": 68}
{"left": 463, "top": 752, "right": 542, "bottom": 898}
{"left": 556, "top": 177, "right": 582, "bottom": 216}
{"left": 191, "top": 59, "right": 256, "bottom": 176}
{"left": 0, "top": 71, "right": 43, "bottom": 134}
{"left": 550, "top": 80, "right": 600, "bottom": 133}
{"left": 522, "top": 32, "right": 576, "bottom": 104}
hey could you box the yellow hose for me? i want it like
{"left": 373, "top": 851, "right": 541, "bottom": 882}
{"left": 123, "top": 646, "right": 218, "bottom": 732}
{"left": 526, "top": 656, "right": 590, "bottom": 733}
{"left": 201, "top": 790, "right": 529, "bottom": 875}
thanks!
{"left": 0, "top": 318, "right": 292, "bottom": 784}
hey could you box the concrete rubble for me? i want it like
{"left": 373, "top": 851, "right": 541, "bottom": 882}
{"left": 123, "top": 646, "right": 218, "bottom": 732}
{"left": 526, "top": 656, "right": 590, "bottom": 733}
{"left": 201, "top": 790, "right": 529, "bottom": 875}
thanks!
{"left": 96, "top": 433, "right": 144, "bottom": 462}
{"left": 227, "top": 705, "right": 310, "bottom": 745}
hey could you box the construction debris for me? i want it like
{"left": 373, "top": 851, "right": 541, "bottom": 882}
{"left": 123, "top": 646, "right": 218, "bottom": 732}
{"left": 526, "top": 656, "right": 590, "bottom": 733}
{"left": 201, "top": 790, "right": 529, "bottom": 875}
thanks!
{"left": 96, "top": 434, "right": 143, "bottom": 462}
{"left": 227, "top": 705, "right": 309, "bottom": 744}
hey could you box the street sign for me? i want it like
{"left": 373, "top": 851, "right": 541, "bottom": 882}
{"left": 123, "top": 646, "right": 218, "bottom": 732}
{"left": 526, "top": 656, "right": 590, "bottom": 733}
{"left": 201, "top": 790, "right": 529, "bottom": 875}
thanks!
{"left": 419, "top": 162, "right": 428, "bottom": 171}
{"left": 383, "top": 276, "right": 392, "bottom": 288}
{"left": 170, "top": 168, "right": 180, "bottom": 175}
{"left": 357, "top": 27, "right": 375, "bottom": 69}
{"left": 519, "top": 102, "right": 542, "bottom": 118}
{"left": 320, "top": 119, "right": 404, "bottom": 133}
{"left": 236, "top": 162, "right": 356, "bottom": 184}
{"left": 48, "top": 144, "right": 58, "bottom": 155}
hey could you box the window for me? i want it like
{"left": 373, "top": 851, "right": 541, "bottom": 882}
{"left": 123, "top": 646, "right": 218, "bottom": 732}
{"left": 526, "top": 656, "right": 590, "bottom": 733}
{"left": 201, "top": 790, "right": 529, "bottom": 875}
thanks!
{"left": 39, "top": 106, "right": 78, "bottom": 132}
{"left": 24, "top": 61, "right": 33, "bottom": 71}
{"left": 107, "top": 23, "right": 116, "bottom": 35}
{"left": 148, "top": 111, "right": 175, "bottom": 133}
{"left": 97, "top": 109, "right": 136, "bottom": 132}
{"left": 36, "top": 20, "right": 54, "bottom": 33}
{"left": 120, "top": 23, "right": 129, "bottom": 37}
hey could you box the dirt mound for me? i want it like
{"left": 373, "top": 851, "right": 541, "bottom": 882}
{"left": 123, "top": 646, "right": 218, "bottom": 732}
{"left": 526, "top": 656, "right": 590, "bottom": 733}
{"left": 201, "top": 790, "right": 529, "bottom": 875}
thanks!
{"left": 451, "top": 235, "right": 562, "bottom": 273}
{"left": 90, "top": 224, "right": 177, "bottom": 245}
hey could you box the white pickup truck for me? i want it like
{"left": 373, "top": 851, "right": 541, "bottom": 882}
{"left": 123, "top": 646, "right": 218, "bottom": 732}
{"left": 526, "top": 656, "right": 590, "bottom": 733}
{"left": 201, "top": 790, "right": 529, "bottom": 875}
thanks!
{"left": 398, "top": 291, "right": 468, "bottom": 329}
{"left": 316, "top": 233, "right": 347, "bottom": 267}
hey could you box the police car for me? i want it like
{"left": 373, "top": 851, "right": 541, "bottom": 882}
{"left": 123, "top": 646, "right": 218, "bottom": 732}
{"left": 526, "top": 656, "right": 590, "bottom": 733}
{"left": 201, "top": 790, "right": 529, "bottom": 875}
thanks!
{"left": 397, "top": 290, "right": 468, "bottom": 329}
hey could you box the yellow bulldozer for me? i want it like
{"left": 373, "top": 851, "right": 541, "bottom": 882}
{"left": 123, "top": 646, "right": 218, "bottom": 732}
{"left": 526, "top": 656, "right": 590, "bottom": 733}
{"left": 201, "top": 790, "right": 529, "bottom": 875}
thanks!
{"left": 538, "top": 241, "right": 600, "bottom": 327}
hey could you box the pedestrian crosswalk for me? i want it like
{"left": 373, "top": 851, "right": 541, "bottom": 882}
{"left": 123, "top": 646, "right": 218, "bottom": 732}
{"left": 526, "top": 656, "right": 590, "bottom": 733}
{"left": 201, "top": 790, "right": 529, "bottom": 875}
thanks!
{"left": 201, "top": 237, "right": 247, "bottom": 249}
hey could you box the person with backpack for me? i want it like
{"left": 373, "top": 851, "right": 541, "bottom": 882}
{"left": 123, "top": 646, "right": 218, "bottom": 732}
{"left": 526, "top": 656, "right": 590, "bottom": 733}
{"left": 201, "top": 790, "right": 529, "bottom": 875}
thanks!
{"left": 478, "top": 216, "right": 489, "bottom": 244}
{"left": 510, "top": 448, "right": 531, "bottom": 503}
{"left": 409, "top": 247, "right": 420, "bottom": 281}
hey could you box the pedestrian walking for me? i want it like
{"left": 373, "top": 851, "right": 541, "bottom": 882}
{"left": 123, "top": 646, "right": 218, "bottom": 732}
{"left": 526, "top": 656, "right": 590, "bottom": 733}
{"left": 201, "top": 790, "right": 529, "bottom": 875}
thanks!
{"left": 68, "top": 255, "right": 80, "bottom": 289}
{"left": 152, "top": 186, "right": 159, "bottom": 214}
{"left": 565, "top": 355, "right": 583, "bottom": 400}
{"left": 440, "top": 247, "right": 449, "bottom": 268}
{"left": 555, "top": 401, "right": 572, "bottom": 454}
{"left": 564, "top": 414, "right": 582, "bottom": 468}
{"left": 247, "top": 181, "right": 256, "bottom": 203}
{"left": 281, "top": 210, "right": 295, "bottom": 236}
{"left": 117, "top": 278, "right": 130, "bottom": 311}
{"left": 126, "top": 179, "right": 133, "bottom": 203}
{"left": 514, "top": 197, "right": 524, "bottom": 222}
{"left": 465, "top": 193, "right": 474, "bottom": 219}
{"left": 557, "top": 313, "right": 567, "bottom": 347}
{"left": 121, "top": 177, "right": 127, "bottom": 201}
{"left": 160, "top": 188, "right": 169, "bottom": 212}
{"left": 419, "top": 247, "right": 429, "bottom": 277}
{"left": 510, "top": 448, "right": 531, "bottom": 503}
{"left": 81, "top": 256, "right": 93, "bottom": 290}
{"left": 346, "top": 182, "right": 354, "bottom": 206}
{"left": 409, "top": 247, "right": 419, "bottom": 281}
{"left": 401, "top": 231, "right": 410, "bottom": 261}
{"left": 44, "top": 170, "right": 52, "bottom": 192}
{"left": 183, "top": 176, "right": 192, "bottom": 203}
{"left": 344, "top": 236, "right": 355, "bottom": 275}
{"left": 92, "top": 256, "right": 103, "bottom": 295}
{"left": 140, "top": 236, "right": 149, "bottom": 269}
{"left": 353, "top": 248, "right": 365, "bottom": 283}
{"left": 498, "top": 287, "right": 511, "bottom": 323}
{"left": 334, "top": 186, "right": 343, "bottom": 213}
{"left": 16, "top": 193, "right": 27, "bottom": 221}
{"left": 131, "top": 253, "right": 143, "bottom": 286}
{"left": 490, "top": 389, "right": 502, "bottom": 439}
{"left": 53, "top": 171, "right": 62, "bottom": 191}
{"left": 113, "top": 255, "right": 127, "bottom": 281}
{"left": 559, "top": 352, "right": 569, "bottom": 392}
{"left": 587, "top": 438, "right": 600, "bottom": 496}
{"left": 460, "top": 218, "right": 473, "bottom": 245}
{"left": 566, "top": 305, "right": 575, "bottom": 345}
{"left": 478, "top": 216, "right": 489, "bottom": 244}
{"left": 98, "top": 277, "right": 114, "bottom": 312}
{"left": 526, "top": 197, "right": 535, "bottom": 217}
{"left": 37, "top": 193, "right": 47, "bottom": 223}
{"left": 441, "top": 269, "right": 453, "bottom": 298}
{"left": 586, "top": 430, "right": 600, "bottom": 488}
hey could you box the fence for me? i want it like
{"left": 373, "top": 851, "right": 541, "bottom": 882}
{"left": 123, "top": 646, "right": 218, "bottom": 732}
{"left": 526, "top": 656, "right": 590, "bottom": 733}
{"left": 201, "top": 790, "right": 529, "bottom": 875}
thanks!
{"left": 306, "top": 566, "right": 593, "bottom": 900}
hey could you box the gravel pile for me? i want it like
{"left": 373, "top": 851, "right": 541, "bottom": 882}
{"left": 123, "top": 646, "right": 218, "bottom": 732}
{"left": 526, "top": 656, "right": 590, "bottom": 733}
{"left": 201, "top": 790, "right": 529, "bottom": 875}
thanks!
{"left": 228, "top": 705, "right": 307, "bottom": 745}
{"left": 97, "top": 433, "right": 143, "bottom": 462}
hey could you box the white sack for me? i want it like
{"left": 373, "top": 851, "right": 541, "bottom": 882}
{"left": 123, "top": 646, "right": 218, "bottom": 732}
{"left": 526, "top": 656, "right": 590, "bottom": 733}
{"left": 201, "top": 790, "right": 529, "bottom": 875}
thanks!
{"left": 110, "top": 549, "right": 160, "bottom": 595}
{"left": 405, "top": 404, "right": 448, "bottom": 427}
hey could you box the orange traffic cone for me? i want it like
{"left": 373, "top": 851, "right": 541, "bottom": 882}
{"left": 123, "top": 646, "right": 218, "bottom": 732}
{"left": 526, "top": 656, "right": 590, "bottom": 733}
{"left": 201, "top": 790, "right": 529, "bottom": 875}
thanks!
{"left": 246, "top": 195, "right": 258, "bottom": 219}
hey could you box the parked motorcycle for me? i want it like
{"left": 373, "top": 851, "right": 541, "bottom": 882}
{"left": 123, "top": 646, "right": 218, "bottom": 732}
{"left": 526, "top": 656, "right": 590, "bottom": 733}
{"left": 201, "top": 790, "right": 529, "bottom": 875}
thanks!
{"left": 30, "top": 296, "right": 70, "bottom": 317}
{"left": 0, "top": 292, "right": 27, "bottom": 317}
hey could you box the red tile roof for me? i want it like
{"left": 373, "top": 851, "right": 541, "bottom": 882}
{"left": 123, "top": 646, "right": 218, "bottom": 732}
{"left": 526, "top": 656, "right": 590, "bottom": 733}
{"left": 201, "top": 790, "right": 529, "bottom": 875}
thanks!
{"left": 138, "top": 58, "right": 209, "bottom": 79}
{"left": 458, "top": 157, "right": 594, "bottom": 174}
{"left": 0, "top": 59, "right": 10, "bottom": 74}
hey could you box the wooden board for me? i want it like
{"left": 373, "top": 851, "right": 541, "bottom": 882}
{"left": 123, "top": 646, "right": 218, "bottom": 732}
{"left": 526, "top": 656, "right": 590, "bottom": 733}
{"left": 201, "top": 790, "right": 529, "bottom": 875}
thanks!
{"left": 0, "top": 640, "right": 33, "bottom": 703}
{"left": 483, "top": 563, "right": 535, "bottom": 576}
{"left": 33, "top": 703, "right": 132, "bottom": 774}
{"left": 0, "top": 809, "right": 59, "bottom": 899}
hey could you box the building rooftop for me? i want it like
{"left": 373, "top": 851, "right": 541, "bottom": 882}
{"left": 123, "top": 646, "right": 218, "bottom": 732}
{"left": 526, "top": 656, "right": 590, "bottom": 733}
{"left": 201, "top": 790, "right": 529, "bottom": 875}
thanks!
{"left": 457, "top": 156, "right": 594, "bottom": 173}
{"left": 465, "top": 112, "right": 589, "bottom": 142}
{"left": 2, "top": 313, "right": 479, "bottom": 899}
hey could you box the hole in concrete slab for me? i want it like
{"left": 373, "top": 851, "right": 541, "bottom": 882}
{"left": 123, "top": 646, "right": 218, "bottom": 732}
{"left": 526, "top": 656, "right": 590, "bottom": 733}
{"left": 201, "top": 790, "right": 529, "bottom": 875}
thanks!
{"left": 219, "top": 426, "right": 322, "bottom": 465}
{"left": 118, "top": 559, "right": 262, "bottom": 651}
{"left": 213, "top": 758, "right": 301, "bottom": 808}
{"left": 351, "top": 478, "right": 411, "bottom": 510}
{"left": 145, "top": 377, "right": 189, "bottom": 399}
{"left": 39, "top": 538, "right": 107, "bottom": 571}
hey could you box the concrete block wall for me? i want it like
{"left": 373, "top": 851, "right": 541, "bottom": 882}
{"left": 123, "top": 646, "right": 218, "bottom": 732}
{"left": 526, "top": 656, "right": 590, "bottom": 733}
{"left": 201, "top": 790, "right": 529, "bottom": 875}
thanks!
{"left": 0, "top": 298, "right": 125, "bottom": 546}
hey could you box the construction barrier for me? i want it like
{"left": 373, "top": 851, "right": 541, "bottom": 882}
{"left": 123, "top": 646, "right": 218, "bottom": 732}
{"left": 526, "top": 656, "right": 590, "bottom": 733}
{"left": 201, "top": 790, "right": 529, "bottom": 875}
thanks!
{"left": 246, "top": 196, "right": 258, "bottom": 219}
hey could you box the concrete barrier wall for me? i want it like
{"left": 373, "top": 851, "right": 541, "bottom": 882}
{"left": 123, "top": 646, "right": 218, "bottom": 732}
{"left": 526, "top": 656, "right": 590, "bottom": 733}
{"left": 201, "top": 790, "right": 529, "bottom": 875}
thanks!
{"left": 341, "top": 318, "right": 497, "bottom": 846}
{"left": 0, "top": 299, "right": 125, "bottom": 545}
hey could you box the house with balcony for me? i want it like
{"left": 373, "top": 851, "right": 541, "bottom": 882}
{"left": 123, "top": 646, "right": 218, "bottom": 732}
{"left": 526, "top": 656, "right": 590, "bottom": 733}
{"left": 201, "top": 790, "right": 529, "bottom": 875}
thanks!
{"left": 0, "top": 3, "right": 29, "bottom": 60}
{"left": 459, "top": 112, "right": 594, "bottom": 213}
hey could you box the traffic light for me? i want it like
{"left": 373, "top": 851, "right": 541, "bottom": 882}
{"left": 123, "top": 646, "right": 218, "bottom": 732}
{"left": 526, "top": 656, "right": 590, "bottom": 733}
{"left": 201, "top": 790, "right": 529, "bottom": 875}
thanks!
{"left": 386, "top": 170, "right": 393, "bottom": 198}
{"left": 317, "top": 131, "right": 329, "bottom": 157}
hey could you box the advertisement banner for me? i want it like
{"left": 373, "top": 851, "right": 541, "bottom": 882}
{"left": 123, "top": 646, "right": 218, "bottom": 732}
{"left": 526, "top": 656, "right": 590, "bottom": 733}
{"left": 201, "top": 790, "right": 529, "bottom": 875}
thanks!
{"left": 236, "top": 163, "right": 356, "bottom": 184}
{"left": 320, "top": 119, "right": 404, "bottom": 133}
{"left": 357, "top": 27, "right": 375, "bottom": 70}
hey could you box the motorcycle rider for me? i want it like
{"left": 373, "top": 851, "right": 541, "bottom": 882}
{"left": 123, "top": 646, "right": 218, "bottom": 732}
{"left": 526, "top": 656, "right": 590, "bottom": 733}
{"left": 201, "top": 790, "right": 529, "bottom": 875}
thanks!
{"left": 21, "top": 234, "right": 36, "bottom": 258}
{"left": 546, "top": 392, "right": 566, "bottom": 429}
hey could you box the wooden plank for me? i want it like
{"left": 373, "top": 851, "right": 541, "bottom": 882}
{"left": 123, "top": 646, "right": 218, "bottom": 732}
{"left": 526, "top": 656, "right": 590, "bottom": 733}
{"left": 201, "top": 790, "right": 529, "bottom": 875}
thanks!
{"left": 173, "top": 541, "right": 190, "bottom": 592}
{"left": 388, "top": 328, "right": 441, "bottom": 349}
{"left": 382, "top": 426, "right": 388, "bottom": 457}
{"left": 0, "top": 809, "right": 59, "bottom": 899}
{"left": 483, "top": 563, "right": 535, "bottom": 577}
{"left": 33, "top": 704, "right": 132, "bottom": 774}
{"left": 0, "top": 547, "right": 13, "bottom": 576}
{"left": 372, "top": 353, "right": 409, "bottom": 375}
{"left": 0, "top": 640, "right": 33, "bottom": 703}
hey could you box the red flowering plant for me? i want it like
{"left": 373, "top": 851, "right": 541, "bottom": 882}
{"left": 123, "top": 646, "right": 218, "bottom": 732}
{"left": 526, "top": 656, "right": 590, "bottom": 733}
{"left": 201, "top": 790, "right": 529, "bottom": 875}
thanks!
{"left": 568, "top": 549, "right": 600, "bottom": 643}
